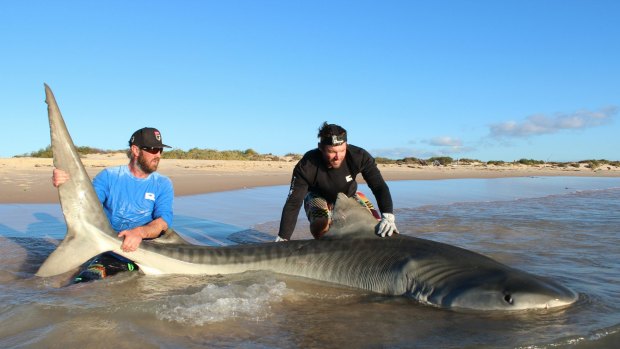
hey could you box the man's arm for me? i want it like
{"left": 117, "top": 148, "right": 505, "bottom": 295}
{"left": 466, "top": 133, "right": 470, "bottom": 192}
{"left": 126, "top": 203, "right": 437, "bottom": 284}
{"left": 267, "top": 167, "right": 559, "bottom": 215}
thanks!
{"left": 359, "top": 150, "right": 393, "bottom": 214}
{"left": 118, "top": 217, "right": 168, "bottom": 252}
{"left": 358, "top": 148, "right": 399, "bottom": 237}
{"left": 277, "top": 166, "right": 310, "bottom": 241}
{"left": 117, "top": 174, "right": 173, "bottom": 252}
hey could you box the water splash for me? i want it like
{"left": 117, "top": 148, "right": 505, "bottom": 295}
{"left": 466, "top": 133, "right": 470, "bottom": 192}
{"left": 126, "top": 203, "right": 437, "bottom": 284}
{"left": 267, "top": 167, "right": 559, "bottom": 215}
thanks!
{"left": 156, "top": 278, "right": 288, "bottom": 325}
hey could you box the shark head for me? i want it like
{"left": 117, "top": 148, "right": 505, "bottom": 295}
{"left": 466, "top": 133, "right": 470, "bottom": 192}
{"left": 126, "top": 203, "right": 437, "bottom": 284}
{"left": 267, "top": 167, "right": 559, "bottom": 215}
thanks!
{"left": 431, "top": 267, "right": 578, "bottom": 311}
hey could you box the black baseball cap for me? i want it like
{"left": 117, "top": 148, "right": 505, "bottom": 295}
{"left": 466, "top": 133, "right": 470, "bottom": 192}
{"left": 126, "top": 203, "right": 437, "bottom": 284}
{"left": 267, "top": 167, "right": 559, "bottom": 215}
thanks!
{"left": 129, "top": 127, "right": 171, "bottom": 148}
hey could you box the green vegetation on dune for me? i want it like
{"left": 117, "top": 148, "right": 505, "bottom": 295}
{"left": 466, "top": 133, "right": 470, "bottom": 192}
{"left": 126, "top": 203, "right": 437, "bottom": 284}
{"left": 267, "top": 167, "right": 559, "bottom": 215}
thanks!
{"left": 19, "top": 146, "right": 303, "bottom": 162}
{"left": 517, "top": 158, "right": 545, "bottom": 166}
{"left": 18, "top": 146, "right": 110, "bottom": 158}
{"left": 15, "top": 146, "right": 619, "bottom": 169}
{"left": 578, "top": 159, "right": 620, "bottom": 169}
{"left": 163, "top": 148, "right": 261, "bottom": 160}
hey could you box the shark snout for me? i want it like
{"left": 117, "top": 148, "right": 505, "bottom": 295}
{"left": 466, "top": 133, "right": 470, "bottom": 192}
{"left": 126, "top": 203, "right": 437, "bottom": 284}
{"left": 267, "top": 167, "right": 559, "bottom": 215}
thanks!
{"left": 444, "top": 272, "right": 578, "bottom": 311}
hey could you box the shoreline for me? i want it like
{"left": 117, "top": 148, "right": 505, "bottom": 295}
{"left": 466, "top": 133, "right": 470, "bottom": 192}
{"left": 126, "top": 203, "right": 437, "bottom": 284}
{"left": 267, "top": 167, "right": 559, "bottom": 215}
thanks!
{"left": 1, "top": 154, "right": 619, "bottom": 204}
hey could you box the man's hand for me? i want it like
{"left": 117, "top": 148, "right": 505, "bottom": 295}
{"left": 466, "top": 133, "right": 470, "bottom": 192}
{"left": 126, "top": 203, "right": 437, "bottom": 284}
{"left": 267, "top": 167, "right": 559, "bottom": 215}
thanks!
{"left": 52, "top": 168, "right": 70, "bottom": 187}
{"left": 377, "top": 213, "right": 399, "bottom": 237}
{"left": 118, "top": 218, "right": 168, "bottom": 252}
{"left": 118, "top": 227, "right": 145, "bottom": 252}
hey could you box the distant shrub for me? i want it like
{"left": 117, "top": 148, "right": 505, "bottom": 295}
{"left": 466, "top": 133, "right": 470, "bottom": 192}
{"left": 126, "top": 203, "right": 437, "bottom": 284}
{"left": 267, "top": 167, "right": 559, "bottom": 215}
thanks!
{"left": 428, "top": 157, "right": 453, "bottom": 166}
{"left": 21, "top": 145, "right": 113, "bottom": 158}
{"left": 75, "top": 146, "right": 109, "bottom": 155}
{"left": 577, "top": 159, "right": 619, "bottom": 169}
{"left": 578, "top": 159, "right": 607, "bottom": 170}
{"left": 23, "top": 146, "right": 54, "bottom": 158}
{"left": 457, "top": 158, "right": 479, "bottom": 164}
{"left": 395, "top": 157, "right": 425, "bottom": 166}
{"left": 586, "top": 161, "right": 600, "bottom": 169}
{"left": 244, "top": 148, "right": 258, "bottom": 157}
{"left": 375, "top": 157, "right": 398, "bottom": 164}
{"left": 282, "top": 153, "right": 302, "bottom": 161}
{"left": 487, "top": 160, "right": 505, "bottom": 166}
{"left": 160, "top": 148, "right": 292, "bottom": 161}
{"left": 402, "top": 157, "right": 421, "bottom": 164}
{"left": 517, "top": 158, "right": 545, "bottom": 165}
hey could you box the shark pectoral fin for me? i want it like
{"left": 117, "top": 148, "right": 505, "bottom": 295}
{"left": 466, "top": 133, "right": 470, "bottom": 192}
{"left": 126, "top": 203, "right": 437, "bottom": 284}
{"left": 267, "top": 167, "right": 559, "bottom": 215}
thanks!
{"left": 36, "top": 228, "right": 110, "bottom": 277}
{"left": 152, "top": 228, "right": 193, "bottom": 245}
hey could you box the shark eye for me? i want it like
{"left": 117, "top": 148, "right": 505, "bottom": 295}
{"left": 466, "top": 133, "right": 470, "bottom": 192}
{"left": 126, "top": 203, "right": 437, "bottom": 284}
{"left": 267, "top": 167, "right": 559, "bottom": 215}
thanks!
{"left": 504, "top": 294, "right": 514, "bottom": 305}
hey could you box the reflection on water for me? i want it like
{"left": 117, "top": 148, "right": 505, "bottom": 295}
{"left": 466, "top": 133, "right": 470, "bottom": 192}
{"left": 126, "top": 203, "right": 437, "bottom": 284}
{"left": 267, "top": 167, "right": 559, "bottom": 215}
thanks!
{"left": 1, "top": 177, "right": 620, "bottom": 348}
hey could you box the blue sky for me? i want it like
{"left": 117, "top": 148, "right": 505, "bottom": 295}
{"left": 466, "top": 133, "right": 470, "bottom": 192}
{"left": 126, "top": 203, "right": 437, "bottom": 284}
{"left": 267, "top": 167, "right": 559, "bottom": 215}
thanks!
{"left": 1, "top": 1, "right": 618, "bottom": 162}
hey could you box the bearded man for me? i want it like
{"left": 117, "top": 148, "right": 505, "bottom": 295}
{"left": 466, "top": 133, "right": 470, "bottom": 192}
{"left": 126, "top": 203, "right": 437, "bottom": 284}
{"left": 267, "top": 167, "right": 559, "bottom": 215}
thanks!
{"left": 52, "top": 127, "right": 174, "bottom": 253}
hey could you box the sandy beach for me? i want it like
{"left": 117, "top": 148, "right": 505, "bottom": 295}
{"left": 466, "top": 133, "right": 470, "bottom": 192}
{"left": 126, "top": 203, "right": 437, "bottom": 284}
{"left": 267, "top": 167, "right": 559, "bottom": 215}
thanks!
{"left": 1, "top": 153, "right": 619, "bottom": 204}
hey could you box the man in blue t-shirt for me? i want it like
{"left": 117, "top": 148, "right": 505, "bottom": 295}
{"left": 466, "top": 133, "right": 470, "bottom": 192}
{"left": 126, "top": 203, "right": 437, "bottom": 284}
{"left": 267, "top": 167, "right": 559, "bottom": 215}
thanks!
{"left": 53, "top": 127, "right": 174, "bottom": 253}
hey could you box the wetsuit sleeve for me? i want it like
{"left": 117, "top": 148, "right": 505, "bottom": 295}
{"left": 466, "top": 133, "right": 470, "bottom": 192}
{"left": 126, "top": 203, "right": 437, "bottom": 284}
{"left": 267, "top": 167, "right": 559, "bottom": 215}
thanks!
{"left": 153, "top": 176, "right": 174, "bottom": 227}
{"left": 278, "top": 163, "right": 310, "bottom": 240}
{"left": 359, "top": 149, "right": 394, "bottom": 214}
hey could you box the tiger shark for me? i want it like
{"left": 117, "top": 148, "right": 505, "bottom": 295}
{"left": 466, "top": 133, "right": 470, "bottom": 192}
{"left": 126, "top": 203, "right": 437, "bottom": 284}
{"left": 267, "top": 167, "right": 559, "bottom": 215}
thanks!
{"left": 36, "top": 84, "right": 578, "bottom": 311}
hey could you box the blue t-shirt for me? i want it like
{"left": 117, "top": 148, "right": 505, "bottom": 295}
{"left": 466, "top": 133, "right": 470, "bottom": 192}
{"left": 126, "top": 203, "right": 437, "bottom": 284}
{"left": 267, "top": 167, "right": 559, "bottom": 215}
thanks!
{"left": 92, "top": 165, "right": 174, "bottom": 232}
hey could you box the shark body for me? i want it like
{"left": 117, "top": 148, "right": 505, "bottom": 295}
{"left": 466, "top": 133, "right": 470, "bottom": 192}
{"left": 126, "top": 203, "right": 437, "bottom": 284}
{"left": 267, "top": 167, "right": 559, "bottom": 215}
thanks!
{"left": 36, "top": 84, "right": 578, "bottom": 311}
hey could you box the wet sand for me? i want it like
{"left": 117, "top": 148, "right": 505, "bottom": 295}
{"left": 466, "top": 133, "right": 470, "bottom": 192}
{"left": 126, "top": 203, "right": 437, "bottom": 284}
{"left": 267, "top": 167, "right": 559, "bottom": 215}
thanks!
{"left": 1, "top": 153, "right": 619, "bottom": 204}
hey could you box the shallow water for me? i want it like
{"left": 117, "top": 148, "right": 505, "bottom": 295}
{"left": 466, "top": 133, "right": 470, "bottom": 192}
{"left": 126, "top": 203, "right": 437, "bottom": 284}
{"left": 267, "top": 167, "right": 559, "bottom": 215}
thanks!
{"left": 1, "top": 177, "right": 619, "bottom": 348}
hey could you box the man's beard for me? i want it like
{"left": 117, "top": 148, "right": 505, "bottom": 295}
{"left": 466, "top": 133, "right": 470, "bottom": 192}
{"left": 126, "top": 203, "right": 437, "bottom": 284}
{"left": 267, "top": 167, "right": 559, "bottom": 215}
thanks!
{"left": 137, "top": 153, "right": 159, "bottom": 174}
{"left": 329, "top": 158, "right": 343, "bottom": 169}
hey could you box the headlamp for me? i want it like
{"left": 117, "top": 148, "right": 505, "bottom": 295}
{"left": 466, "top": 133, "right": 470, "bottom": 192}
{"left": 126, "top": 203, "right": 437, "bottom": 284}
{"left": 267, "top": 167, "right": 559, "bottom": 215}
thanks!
{"left": 320, "top": 134, "right": 347, "bottom": 146}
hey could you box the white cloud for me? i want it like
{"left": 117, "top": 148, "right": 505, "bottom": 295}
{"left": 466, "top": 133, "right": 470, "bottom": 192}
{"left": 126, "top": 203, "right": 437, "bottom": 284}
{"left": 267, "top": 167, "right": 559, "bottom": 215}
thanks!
{"left": 371, "top": 147, "right": 426, "bottom": 159}
{"left": 489, "top": 106, "right": 617, "bottom": 138}
{"left": 375, "top": 106, "right": 616, "bottom": 160}
{"left": 371, "top": 145, "right": 475, "bottom": 160}
{"left": 425, "top": 136, "right": 463, "bottom": 147}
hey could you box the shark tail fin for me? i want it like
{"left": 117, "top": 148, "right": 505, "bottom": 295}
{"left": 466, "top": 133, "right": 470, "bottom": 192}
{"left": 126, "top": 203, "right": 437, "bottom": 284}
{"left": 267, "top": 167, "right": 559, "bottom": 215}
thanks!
{"left": 36, "top": 225, "right": 110, "bottom": 277}
{"left": 36, "top": 84, "right": 119, "bottom": 277}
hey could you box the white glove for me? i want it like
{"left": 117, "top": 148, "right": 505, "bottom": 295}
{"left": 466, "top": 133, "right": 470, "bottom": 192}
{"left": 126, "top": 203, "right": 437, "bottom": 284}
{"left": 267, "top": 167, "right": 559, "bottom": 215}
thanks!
{"left": 275, "top": 236, "right": 288, "bottom": 242}
{"left": 377, "top": 213, "right": 399, "bottom": 237}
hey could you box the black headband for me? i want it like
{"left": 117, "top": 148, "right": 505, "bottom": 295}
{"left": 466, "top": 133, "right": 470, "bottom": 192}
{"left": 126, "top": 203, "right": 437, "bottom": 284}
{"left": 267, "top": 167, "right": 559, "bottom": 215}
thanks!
{"left": 320, "top": 134, "right": 347, "bottom": 146}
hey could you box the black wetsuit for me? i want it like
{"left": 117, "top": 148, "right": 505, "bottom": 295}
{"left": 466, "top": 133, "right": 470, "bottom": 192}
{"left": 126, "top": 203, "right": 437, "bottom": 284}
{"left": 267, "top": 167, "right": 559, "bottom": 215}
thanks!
{"left": 278, "top": 144, "right": 393, "bottom": 240}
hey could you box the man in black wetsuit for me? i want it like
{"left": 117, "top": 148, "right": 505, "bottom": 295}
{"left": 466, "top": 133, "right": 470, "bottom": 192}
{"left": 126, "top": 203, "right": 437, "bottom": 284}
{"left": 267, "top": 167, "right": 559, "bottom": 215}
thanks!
{"left": 276, "top": 122, "right": 398, "bottom": 241}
